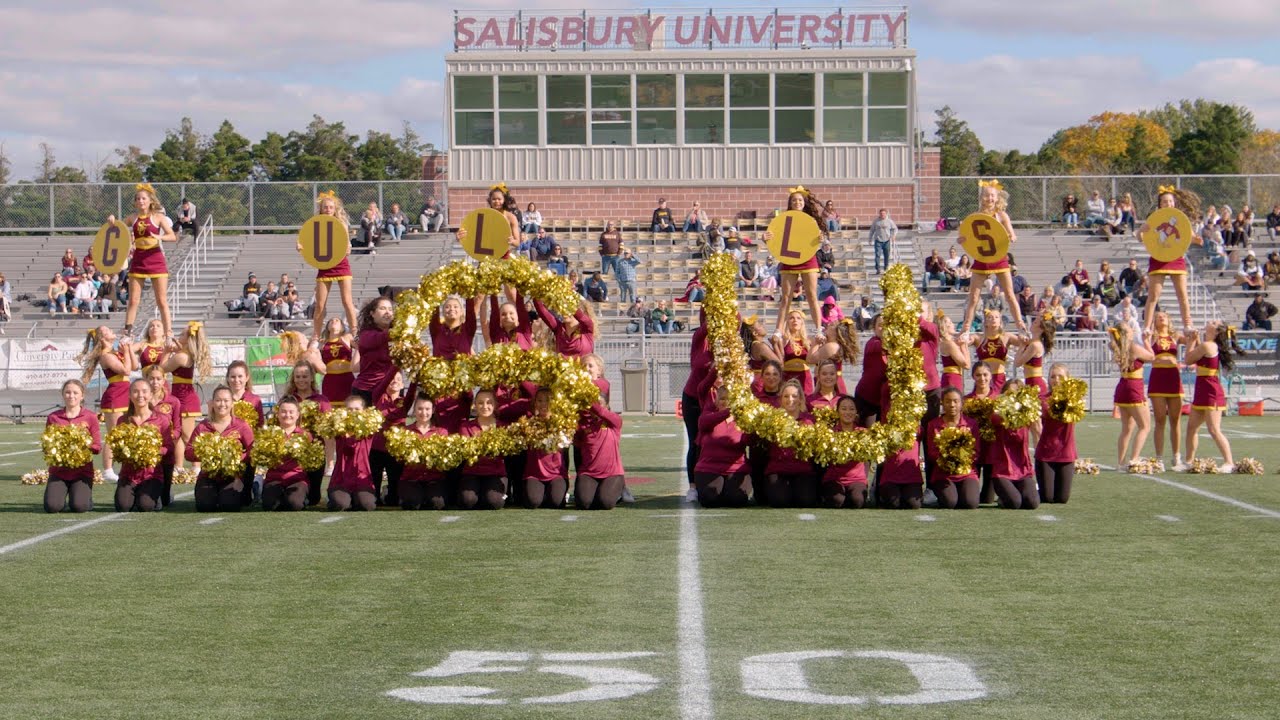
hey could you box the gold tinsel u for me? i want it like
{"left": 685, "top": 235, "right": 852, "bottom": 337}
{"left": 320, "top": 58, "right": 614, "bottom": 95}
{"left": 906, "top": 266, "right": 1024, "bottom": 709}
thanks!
{"left": 106, "top": 422, "right": 163, "bottom": 469}
{"left": 41, "top": 424, "right": 93, "bottom": 468}
{"left": 192, "top": 432, "right": 245, "bottom": 480}
{"left": 933, "top": 426, "right": 976, "bottom": 477}
{"left": 1048, "top": 377, "right": 1088, "bottom": 424}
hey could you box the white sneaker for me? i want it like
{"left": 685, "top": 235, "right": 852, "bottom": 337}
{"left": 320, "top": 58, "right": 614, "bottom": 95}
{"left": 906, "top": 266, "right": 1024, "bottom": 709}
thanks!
{"left": 101, "top": 467, "right": 119, "bottom": 483}
{"left": 1172, "top": 461, "right": 1189, "bottom": 473}
{"left": 1219, "top": 463, "right": 1236, "bottom": 474}
{"left": 685, "top": 487, "right": 698, "bottom": 503}
{"left": 620, "top": 487, "right": 635, "bottom": 504}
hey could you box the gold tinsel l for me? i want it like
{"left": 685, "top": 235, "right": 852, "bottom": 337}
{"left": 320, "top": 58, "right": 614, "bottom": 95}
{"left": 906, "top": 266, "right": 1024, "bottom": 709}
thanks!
{"left": 41, "top": 424, "right": 93, "bottom": 468}
{"left": 192, "top": 432, "right": 245, "bottom": 480}
{"left": 1048, "top": 378, "right": 1088, "bottom": 424}
{"left": 106, "top": 422, "right": 163, "bottom": 470}
{"left": 933, "top": 426, "right": 976, "bottom": 477}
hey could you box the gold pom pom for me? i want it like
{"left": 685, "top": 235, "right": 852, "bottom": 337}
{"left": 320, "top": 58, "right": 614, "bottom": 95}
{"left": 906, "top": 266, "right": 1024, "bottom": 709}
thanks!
{"left": 1074, "top": 458, "right": 1100, "bottom": 475}
{"left": 314, "top": 407, "right": 384, "bottom": 439}
{"left": 172, "top": 467, "right": 198, "bottom": 485}
{"left": 192, "top": 432, "right": 245, "bottom": 481}
{"left": 994, "top": 385, "right": 1042, "bottom": 430}
{"left": 249, "top": 425, "right": 288, "bottom": 470}
{"left": 1128, "top": 457, "right": 1166, "bottom": 474}
{"left": 1187, "top": 458, "right": 1219, "bottom": 474}
{"left": 1048, "top": 377, "right": 1088, "bottom": 424}
{"left": 21, "top": 469, "right": 49, "bottom": 485}
{"left": 962, "top": 397, "right": 997, "bottom": 442}
{"left": 106, "top": 422, "right": 164, "bottom": 470}
{"left": 41, "top": 424, "right": 93, "bottom": 468}
{"left": 232, "top": 400, "right": 259, "bottom": 429}
{"left": 297, "top": 400, "right": 324, "bottom": 433}
{"left": 1236, "top": 457, "right": 1264, "bottom": 474}
{"left": 933, "top": 426, "right": 976, "bottom": 477}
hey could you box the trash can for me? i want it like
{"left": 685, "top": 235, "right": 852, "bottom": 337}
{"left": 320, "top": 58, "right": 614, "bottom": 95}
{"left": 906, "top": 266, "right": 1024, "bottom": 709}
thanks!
{"left": 621, "top": 361, "right": 648, "bottom": 413}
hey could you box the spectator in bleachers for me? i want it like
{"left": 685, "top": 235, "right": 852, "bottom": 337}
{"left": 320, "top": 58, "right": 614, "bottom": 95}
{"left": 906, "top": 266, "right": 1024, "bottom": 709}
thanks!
{"left": 569, "top": 269, "right": 584, "bottom": 298}
{"left": 599, "top": 221, "right": 622, "bottom": 276}
{"left": 419, "top": 196, "right": 445, "bottom": 232}
{"left": 616, "top": 247, "right": 640, "bottom": 304}
{"left": 1017, "top": 283, "right": 1037, "bottom": 319}
{"left": 816, "top": 268, "right": 840, "bottom": 302}
{"left": 1129, "top": 276, "right": 1150, "bottom": 308}
{"left": 1009, "top": 261, "right": 1028, "bottom": 295}
{"left": 1068, "top": 259, "right": 1090, "bottom": 296}
{"left": 1062, "top": 194, "right": 1079, "bottom": 228}
{"left": 852, "top": 295, "right": 877, "bottom": 332}
{"left": 583, "top": 271, "right": 608, "bottom": 303}
{"left": 815, "top": 238, "right": 835, "bottom": 272}
{"left": 651, "top": 198, "right": 675, "bottom": 233}
{"left": 1044, "top": 294, "right": 1067, "bottom": 330}
{"left": 922, "top": 250, "right": 949, "bottom": 293}
{"left": 358, "top": 202, "right": 383, "bottom": 254}
{"left": 1098, "top": 198, "right": 1126, "bottom": 239}
{"left": 1244, "top": 293, "right": 1277, "bottom": 330}
{"left": 759, "top": 257, "right": 779, "bottom": 297}
{"left": 1036, "top": 285, "right": 1055, "bottom": 311}
{"left": 1083, "top": 191, "right": 1106, "bottom": 227}
{"left": 1086, "top": 295, "right": 1108, "bottom": 329}
{"left": 60, "top": 248, "right": 78, "bottom": 277}
{"left": 0, "top": 272, "right": 10, "bottom": 328}
{"left": 530, "top": 227, "right": 560, "bottom": 261}
{"left": 72, "top": 273, "right": 97, "bottom": 314}
{"left": 1203, "top": 223, "right": 1229, "bottom": 271}
{"left": 1097, "top": 272, "right": 1122, "bottom": 308}
{"left": 1116, "top": 297, "right": 1142, "bottom": 335}
{"left": 701, "top": 228, "right": 726, "bottom": 259}
{"left": 1119, "top": 193, "right": 1136, "bottom": 232}
{"left": 1265, "top": 252, "right": 1280, "bottom": 285}
{"left": 522, "top": 202, "right": 543, "bottom": 234}
{"left": 225, "top": 272, "right": 261, "bottom": 314}
{"left": 738, "top": 250, "right": 758, "bottom": 288}
{"left": 384, "top": 203, "right": 408, "bottom": 243}
{"left": 625, "top": 298, "right": 648, "bottom": 334}
{"left": 649, "top": 299, "right": 676, "bottom": 334}
{"left": 1266, "top": 204, "right": 1280, "bottom": 242}
{"left": 1118, "top": 258, "right": 1144, "bottom": 296}
{"left": 1227, "top": 210, "right": 1252, "bottom": 248}
{"left": 682, "top": 201, "right": 708, "bottom": 233}
{"left": 546, "top": 245, "right": 568, "bottom": 275}
{"left": 82, "top": 252, "right": 96, "bottom": 277}
{"left": 821, "top": 200, "right": 841, "bottom": 233}
{"left": 175, "top": 198, "right": 198, "bottom": 237}
{"left": 953, "top": 255, "right": 972, "bottom": 290}
{"left": 981, "top": 283, "right": 1004, "bottom": 323}
{"left": 504, "top": 196, "right": 524, "bottom": 230}
{"left": 47, "top": 274, "right": 68, "bottom": 314}
{"left": 869, "top": 208, "right": 897, "bottom": 275}
{"left": 258, "top": 282, "right": 280, "bottom": 317}
{"left": 1236, "top": 250, "right": 1265, "bottom": 290}
{"left": 677, "top": 271, "right": 705, "bottom": 303}
{"left": 1065, "top": 295, "right": 1087, "bottom": 330}
{"left": 820, "top": 296, "right": 844, "bottom": 327}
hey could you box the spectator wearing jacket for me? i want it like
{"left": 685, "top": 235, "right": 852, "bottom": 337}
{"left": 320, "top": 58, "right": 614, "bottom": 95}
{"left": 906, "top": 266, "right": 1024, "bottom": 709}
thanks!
{"left": 616, "top": 247, "right": 640, "bottom": 304}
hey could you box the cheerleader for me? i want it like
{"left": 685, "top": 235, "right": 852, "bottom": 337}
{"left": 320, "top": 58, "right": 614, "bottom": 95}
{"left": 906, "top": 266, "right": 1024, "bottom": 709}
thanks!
{"left": 261, "top": 397, "right": 313, "bottom": 511}
{"left": 852, "top": 315, "right": 885, "bottom": 424}
{"left": 431, "top": 294, "right": 481, "bottom": 431}
{"left": 458, "top": 390, "right": 507, "bottom": 510}
{"left": 807, "top": 360, "right": 841, "bottom": 410}
{"left": 1139, "top": 186, "right": 1203, "bottom": 333}
{"left": 772, "top": 310, "right": 815, "bottom": 395}
{"left": 107, "top": 182, "right": 176, "bottom": 337}
{"left": 974, "top": 309, "right": 1021, "bottom": 394}
{"left": 693, "top": 386, "right": 752, "bottom": 508}
{"left": 44, "top": 379, "right": 101, "bottom": 513}
{"left": 917, "top": 299, "right": 942, "bottom": 417}
{"left": 807, "top": 318, "right": 859, "bottom": 395}
{"left": 879, "top": 429, "right": 924, "bottom": 510}
{"left": 534, "top": 297, "right": 597, "bottom": 358}
{"left": 189, "top": 386, "right": 254, "bottom": 513}
{"left": 159, "top": 320, "right": 212, "bottom": 473}
{"left": 990, "top": 380, "right": 1040, "bottom": 510}
{"left": 225, "top": 360, "right": 265, "bottom": 427}
{"left": 300, "top": 190, "right": 358, "bottom": 341}
{"left": 574, "top": 374, "right": 625, "bottom": 511}
{"left": 305, "top": 317, "right": 355, "bottom": 405}
{"left": 455, "top": 183, "right": 523, "bottom": 259}
{"left": 1148, "top": 311, "right": 1186, "bottom": 468}
{"left": 398, "top": 393, "right": 450, "bottom": 511}
{"left": 135, "top": 319, "right": 168, "bottom": 372}
{"left": 281, "top": 361, "right": 334, "bottom": 506}
{"left": 523, "top": 388, "right": 568, "bottom": 509}
{"left": 925, "top": 387, "right": 981, "bottom": 509}
{"left": 681, "top": 312, "right": 712, "bottom": 502}
{"left": 820, "top": 396, "right": 868, "bottom": 509}
{"left": 965, "top": 363, "right": 996, "bottom": 504}
{"left": 485, "top": 292, "right": 533, "bottom": 349}
{"left": 144, "top": 364, "right": 182, "bottom": 508}
{"left": 351, "top": 295, "right": 398, "bottom": 405}
{"left": 114, "top": 380, "right": 173, "bottom": 512}
{"left": 1014, "top": 311, "right": 1055, "bottom": 398}
{"left": 761, "top": 380, "right": 817, "bottom": 507}
{"left": 329, "top": 395, "right": 380, "bottom": 511}
{"left": 77, "top": 325, "right": 133, "bottom": 482}
{"left": 1109, "top": 323, "right": 1155, "bottom": 469}
{"left": 936, "top": 312, "right": 971, "bottom": 392}
{"left": 762, "top": 186, "right": 827, "bottom": 337}
{"left": 370, "top": 373, "right": 410, "bottom": 506}
{"left": 1036, "top": 364, "right": 1079, "bottom": 504}
{"left": 1181, "top": 322, "right": 1243, "bottom": 473}
{"left": 960, "top": 180, "right": 1023, "bottom": 333}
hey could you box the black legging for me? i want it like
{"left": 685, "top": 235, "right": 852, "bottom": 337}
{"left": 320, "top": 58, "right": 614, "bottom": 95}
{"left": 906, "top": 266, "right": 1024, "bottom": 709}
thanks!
{"left": 878, "top": 482, "right": 923, "bottom": 510}
{"left": 117, "top": 479, "right": 163, "bottom": 512}
{"left": 400, "top": 479, "right": 449, "bottom": 510}
{"left": 682, "top": 392, "right": 701, "bottom": 486}
{"left": 994, "top": 477, "right": 1040, "bottom": 510}
{"left": 329, "top": 488, "right": 377, "bottom": 511}
{"left": 978, "top": 463, "right": 995, "bottom": 504}
{"left": 458, "top": 475, "right": 506, "bottom": 510}
{"left": 574, "top": 474, "right": 625, "bottom": 510}
{"left": 369, "top": 449, "right": 403, "bottom": 506}
{"left": 306, "top": 469, "right": 324, "bottom": 506}
{"left": 694, "top": 472, "right": 751, "bottom": 508}
{"left": 762, "top": 472, "right": 819, "bottom": 508}
{"left": 161, "top": 463, "right": 174, "bottom": 507}
{"left": 44, "top": 477, "right": 93, "bottom": 513}
{"left": 932, "top": 478, "right": 980, "bottom": 509}
{"left": 237, "top": 464, "right": 255, "bottom": 507}
{"left": 504, "top": 455, "right": 527, "bottom": 507}
{"left": 1036, "top": 461, "right": 1075, "bottom": 504}
{"left": 262, "top": 482, "right": 307, "bottom": 511}
{"left": 820, "top": 481, "right": 867, "bottom": 509}
{"left": 524, "top": 478, "right": 567, "bottom": 509}
{"left": 195, "top": 477, "right": 244, "bottom": 512}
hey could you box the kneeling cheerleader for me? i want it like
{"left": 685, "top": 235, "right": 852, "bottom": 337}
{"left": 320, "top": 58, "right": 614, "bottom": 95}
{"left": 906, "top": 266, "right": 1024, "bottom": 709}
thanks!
{"left": 523, "top": 388, "right": 568, "bottom": 509}
{"left": 761, "top": 380, "right": 818, "bottom": 508}
{"left": 323, "top": 395, "right": 384, "bottom": 511}
{"left": 693, "top": 385, "right": 752, "bottom": 508}
{"left": 1037, "top": 364, "right": 1084, "bottom": 503}
{"left": 394, "top": 394, "right": 451, "bottom": 511}
{"left": 926, "top": 387, "right": 981, "bottom": 509}
{"left": 458, "top": 390, "right": 509, "bottom": 510}
{"left": 189, "top": 386, "right": 255, "bottom": 513}
{"left": 42, "top": 379, "right": 102, "bottom": 513}
{"left": 990, "top": 380, "right": 1041, "bottom": 510}
{"left": 820, "top": 395, "right": 869, "bottom": 508}
{"left": 256, "top": 397, "right": 324, "bottom": 511}
{"left": 109, "top": 380, "right": 172, "bottom": 512}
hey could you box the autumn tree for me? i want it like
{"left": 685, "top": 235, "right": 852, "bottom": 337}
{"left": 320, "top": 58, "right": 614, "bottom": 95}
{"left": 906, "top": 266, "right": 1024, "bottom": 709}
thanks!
{"left": 1054, "top": 112, "right": 1172, "bottom": 175}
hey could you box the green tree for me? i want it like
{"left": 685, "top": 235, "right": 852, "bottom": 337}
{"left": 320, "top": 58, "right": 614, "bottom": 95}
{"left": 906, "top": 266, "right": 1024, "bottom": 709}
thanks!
{"left": 1141, "top": 99, "right": 1256, "bottom": 143}
{"left": 251, "top": 131, "right": 287, "bottom": 181}
{"left": 281, "top": 115, "right": 358, "bottom": 181}
{"left": 1117, "top": 124, "right": 1168, "bottom": 175}
{"left": 197, "top": 120, "right": 253, "bottom": 181}
{"left": 1168, "top": 104, "right": 1252, "bottom": 174}
{"left": 932, "top": 105, "right": 983, "bottom": 176}
{"left": 102, "top": 145, "right": 150, "bottom": 183}
{"left": 0, "top": 141, "right": 10, "bottom": 185}
{"left": 147, "top": 117, "right": 203, "bottom": 182}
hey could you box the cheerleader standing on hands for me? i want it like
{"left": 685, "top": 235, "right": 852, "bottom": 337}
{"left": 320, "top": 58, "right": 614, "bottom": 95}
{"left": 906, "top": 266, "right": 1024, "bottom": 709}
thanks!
{"left": 302, "top": 191, "right": 358, "bottom": 342}
{"left": 1139, "top": 186, "right": 1202, "bottom": 334}
{"left": 764, "top": 186, "right": 829, "bottom": 338}
{"left": 960, "top": 180, "right": 1023, "bottom": 334}
{"left": 1109, "top": 324, "right": 1155, "bottom": 470}
{"left": 43, "top": 380, "right": 101, "bottom": 514}
{"left": 108, "top": 183, "right": 176, "bottom": 338}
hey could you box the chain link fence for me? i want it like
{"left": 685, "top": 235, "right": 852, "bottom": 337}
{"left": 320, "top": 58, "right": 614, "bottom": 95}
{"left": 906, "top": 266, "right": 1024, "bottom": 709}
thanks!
{"left": 939, "top": 175, "right": 1280, "bottom": 225}
{"left": 0, "top": 181, "right": 449, "bottom": 233}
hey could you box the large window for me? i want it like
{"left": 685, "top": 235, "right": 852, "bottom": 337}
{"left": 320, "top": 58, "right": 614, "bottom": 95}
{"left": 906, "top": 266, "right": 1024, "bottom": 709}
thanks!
{"left": 453, "top": 76, "right": 494, "bottom": 146}
{"left": 867, "top": 72, "right": 909, "bottom": 143}
{"left": 774, "top": 73, "right": 814, "bottom": 143}
{"left": 591, "top": 75, "right": 632, "bottom": 145}
{"left": 637, "top": 74, "right": 676, "bottom": 144}
{"left": 822, "top": 73, "right": 864, "bottom": 143}
{"left": 498, "top": 76, "right": 537, "bottom": 146}
{"left": 729, "top": 74, "right": 769, "bottom": 144}
{"left": 684, "top": 74, "right": 724, "bottom": 144}
{"left": 547, "top": 75, "right": 587, "bottom": 145}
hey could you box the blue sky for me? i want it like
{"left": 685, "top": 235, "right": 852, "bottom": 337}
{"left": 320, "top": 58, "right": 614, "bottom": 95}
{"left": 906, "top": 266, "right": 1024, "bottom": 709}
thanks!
{"left": 0, "top": 1, "right": 1276, "bottom": 180}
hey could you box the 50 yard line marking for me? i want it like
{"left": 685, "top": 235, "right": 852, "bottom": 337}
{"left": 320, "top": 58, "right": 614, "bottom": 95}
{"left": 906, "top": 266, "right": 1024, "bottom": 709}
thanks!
{"left": 677, "top": 430, "right": 713, "bottom": 720}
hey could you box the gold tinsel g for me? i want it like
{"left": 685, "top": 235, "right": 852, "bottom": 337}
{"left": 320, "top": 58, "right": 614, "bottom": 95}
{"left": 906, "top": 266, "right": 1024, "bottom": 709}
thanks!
{"left": 106, "top": 422, "right": 163, "bottom": 469}
{"left": 41, "top": 424, "right": 93, "bottom": 468}
{"left": 1048, "top": 377, "right": 1088, "bottom": 424}
{"left": 192, "top": 432, "right": 245, "bottom": 480}
{"left": 933, "top": 426, "right": 976, "bottom": 477}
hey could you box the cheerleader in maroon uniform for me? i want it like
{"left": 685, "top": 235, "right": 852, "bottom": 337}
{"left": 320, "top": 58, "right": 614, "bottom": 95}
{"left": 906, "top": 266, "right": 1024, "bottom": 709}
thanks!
{"left": 430, "top": 294, "right": 481, "bottom": 432}
{"left": 990, "top": 380, "right": 1040, "bottom": 510}
{"left": 879, "top": 429, "right": 925, "bottom": 510}
{"left": 329, "top": 395, "right": 380, "bottom": 511}
{"left": 145, "top": 365, "right": 182, "bottom": 508}
{"left": 1036, "top": 364, "right": 1079, "bottom": 504}
{"left": 523, "top": 389, "right": 568, "bottom": 509}
{"left": 534, "top": 298, "right": 597, "bottom": 358}
{"left": 135, "top": 319, "right": 168, "bottom": 373}
{"left": 1109, "top": 324, "right": 1155, "bottom": 469}
{"left": 821, "top": 396, "right": 869, "bottom": 509}
{"left": 807, "top": 318, "right": 859, "bottom": 395}
{"left": 485, "top": 292, "right": 534, "bottom": 349}
{"left": 926, "top": 387, "right": 981, "bottom": 509}
{"left": 853, "top": 316, "right": 885, "bottom": 424}
{"left": 693, "top": 387, "right": 752, "bottom": 508}
{"left": 351, "top": 296, "right": 398, "bottom": 405}
{"left": 261, "top": 397, "right": 312, "bottom": 512}
{"left": 1013, "top": 311, "right": 1055, "bottom": 398}
{"left": 282, "top": 361, "right": 335, "bottom": 506}
{"left": 1147, "top": 311, "right": 1186, "bottom": 468}
{"left": 1139, "top": 186, "right": 1203, "bottom": 334}
{"left": 1181, "top": 321, "right": 1243, "bottom": 472}
{"left": 189, "top": 387, "right": 255, "bottom": 513}
{"left": 115, "top": 380, "right": 173, "bottom": 512}
{"left": 960, "top": 180, "right": 1023, "bottom": 333}
{"left": 763, "top": 186, "right": 828, "bottom": 337}
{"left": 936, "top": 311, "right": 971, "bottom": 392}
{"left": 455, "top": 183, "right": 523, "bottom": 260}
{"left": 681, "top": 313, "right": 712, "bottom": 502}
{"left": 574, "top": 379, "right": 625, "bottom": 511}
{"left": 806, "top": 360, "right": 841, "bottom": 411}
{"left": 44, "top": 380, "right": 101, "bottom": 513}
{"left": 741, "top": 315, "right": 782, "bottom": 387}
{"left": 225, "top": 359, "right": 264, "bottom": 504}
{"left": 368, "top": 373, "right": 410, "bottom": 506}
{"left": 399, "top": 394, "right": 451, "bottom": 511}
{"left": 973, "top": 309, "right": 1021, "bottom": 394}
{"left": 965, "top": 363, "right": 996, "bottom": 504}
{"left": 773, "top": 310, "right": 815, "bottom": 395}
{"left": 77, "top": 325, "right": 133, "bottom": 483}
{"left": 747, "top": 360, "right": 784, "bottom": 488}
{"left": 306, "top": 318, "right": 355, "bottom": 405}
{"left": 159, "top": 320, "right": 212, "bottom": 473}
{"left": 458, "top": 390, "right": 508, "bottom": 510}
{"left": 761, "top": 381, "right": 818, "bottom": 507}
{"left": 108, "top": 182, "right": 176, "bottom": 337}
{"left": 300, "top": 191, "right": 357, "bottom": 342}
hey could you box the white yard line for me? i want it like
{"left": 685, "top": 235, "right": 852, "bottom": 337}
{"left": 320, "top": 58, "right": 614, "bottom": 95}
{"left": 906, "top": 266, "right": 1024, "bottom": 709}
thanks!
{"left": 319, "top": 516, "right": 347, "bottom": 524}
{"left": 1156, "top": 515, "right": 1181, "bottom": 523}
{"left": 0, "top": 448, "right": 39, "bottom": 458}
{"left": 677, "top": 431, "right": 713, "bottom": 720}
{"left": 1137, "top": 474, "right": 1280, "bottom": 519}
{"left": 0, "top": 491, "right": 194, "bottom": 557}
{"left": 198, "top": 517, "right": 225, "bottom": 525}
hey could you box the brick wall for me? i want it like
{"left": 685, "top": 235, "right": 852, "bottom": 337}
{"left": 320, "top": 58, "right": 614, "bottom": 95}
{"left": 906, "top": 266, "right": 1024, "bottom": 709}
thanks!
{"left": 919, "top": 147, "right": 941, "bottom": 223}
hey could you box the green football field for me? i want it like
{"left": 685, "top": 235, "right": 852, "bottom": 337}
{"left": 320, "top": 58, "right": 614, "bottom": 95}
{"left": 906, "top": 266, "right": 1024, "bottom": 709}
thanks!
{"left": 2, "top": 415, "right": 1279, "bottom": 720}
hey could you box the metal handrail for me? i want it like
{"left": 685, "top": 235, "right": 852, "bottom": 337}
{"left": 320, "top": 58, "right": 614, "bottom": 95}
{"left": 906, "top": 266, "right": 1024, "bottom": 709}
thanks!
{"left": 168, "top": 215, "right": 213, "bottom": 316}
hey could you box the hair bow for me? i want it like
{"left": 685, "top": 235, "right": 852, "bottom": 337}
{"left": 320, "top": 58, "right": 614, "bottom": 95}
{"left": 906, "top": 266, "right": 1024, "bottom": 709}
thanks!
{"left": 1157, "top": 185, "right": 1177, "bottom": 195}
{"left": 86, "top": 328, "right": 98, "bottom": 339}
{"left": 787, "top": 185, "right": 811, "bottom": 197}
{"left": 135, "top": 182, "right": 156, "bottom": 194}
{"left": 490, "top": 182, "right": 509, "bottom": 195}
{"left": 1040, "top": 310, "right": 1055, "bottom": 323}
{"left": 742, "top": 314, "right": 758, "bottom": 326}
{"left": 839, "top": 317, "right": 854, "bottom": 326}
{"left": 316, "top": 190, "right": 337, "bottom": 201}
{"left": 1226, "top": 325, "right": 1237, "bottom": 340}
{"left": 1108, "top": 326, "right": 1122, "bottom": 342}
{"left": 187, "top": 320, "right": 203, "bottom": 332}
{"left": 978, "top": 179, "right": 1004, "bottom": 191}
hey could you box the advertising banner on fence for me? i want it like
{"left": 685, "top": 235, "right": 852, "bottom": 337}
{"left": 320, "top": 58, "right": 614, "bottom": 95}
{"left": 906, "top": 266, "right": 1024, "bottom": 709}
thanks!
{"left": 244, "top": 337, "right": 291, "bottom": 389}
{"left": 3, "top": 338, "right": 87, "bottom": 392}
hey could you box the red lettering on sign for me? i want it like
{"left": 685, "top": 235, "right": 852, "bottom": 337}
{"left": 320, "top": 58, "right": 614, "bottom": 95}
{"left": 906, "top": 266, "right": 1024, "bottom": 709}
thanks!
{"left": 473, "top": 215, "right": 495, "bottom": 256}
{"left": 970, "top": 219, "right": 997, "bottom": 258}
{"left": 103, "top": 225, "right": 120, "bottom": 267}
{"left": 313, "top": 222, "right": 333, "bottom": 262}
{"left": 779, "top": 217, "right": 802, "bottom": 259}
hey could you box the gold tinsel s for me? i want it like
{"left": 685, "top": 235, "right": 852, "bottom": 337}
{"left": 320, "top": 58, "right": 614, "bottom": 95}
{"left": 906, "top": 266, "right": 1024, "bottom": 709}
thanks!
{"left": 1187, "top": 458, "right": 1219, "bottom": 474}
{"left": 963, "top": 397, "right": 997, "bottom": 442}
{"left": 314, "top": 407, "right": 384, "bottom": 439}
{"left": 934, "top": 426, "right": 976, "bottom": 477}
{"left": 106, "top": 422, "right": 163, "bottom": 470}
{"left": 172, "top": 467, "right": 198, "bottom": 485}
{"left": 232, "top": 400, "right": 259, "bottom": 428}
{"left": 1236, "top": 457, "right": 1264, "bottom": 474}
{"left": 1074, "top": 458, "right": 1100, "bottom": 475}
{"left": 1048, "top": 377, "right": 1088, "bottom": 424}
{"left": 192, "top": 432, "right": 245, "bottom": 480}
{"left": 41, "top": 424, "right": 93, "bottom": 468}
{"left": 994, "top": 385, "right": 1042, "bottom": 430}
{"left": 21, "top": 469, "right": 48, "bottom": 485}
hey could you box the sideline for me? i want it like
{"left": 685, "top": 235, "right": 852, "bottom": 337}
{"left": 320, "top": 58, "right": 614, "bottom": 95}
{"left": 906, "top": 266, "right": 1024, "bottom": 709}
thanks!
{"left": 1136, "top": 474, "right": 1280, "bottom": 519}
{"left": 0, "top": 491, "right": 196, "bottom": 558}
{"left": 677, "top": 431, "right": 713, "bottom": 720}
